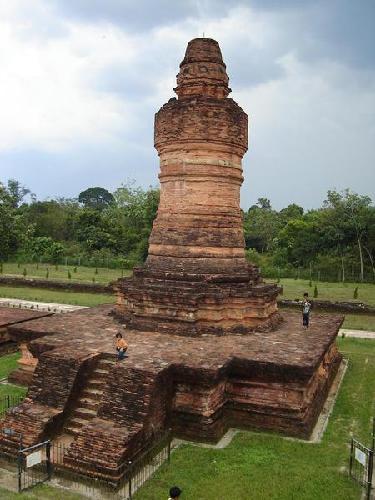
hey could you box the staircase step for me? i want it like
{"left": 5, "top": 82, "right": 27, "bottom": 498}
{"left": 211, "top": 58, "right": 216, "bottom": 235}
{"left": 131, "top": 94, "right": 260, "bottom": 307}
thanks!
{"left": 65, "top": 425, "right": 81, "bottom": 436}
{"left": 76, "top": 397, "right": 99, "bottom": 411}
{"left": 97, "top": 359, "right": 115, "bottom": 368}
{"left": 81, "top": 390, "right": 103, "bottom": 402}
{"left": 70, "top": 416, "right": 89, "bottom": 426}
{"left": 87, "top": 378, "right": 106, "bottom": 389}
{"left": 73, "top": 407, "right": 97, "bottom": 420}
{"left": 93, "top": 368, "right": 110, "bottom": 376}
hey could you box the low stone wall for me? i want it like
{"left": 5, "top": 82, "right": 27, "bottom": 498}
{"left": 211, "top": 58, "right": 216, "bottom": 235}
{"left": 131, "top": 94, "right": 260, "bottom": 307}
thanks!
{"left": 279, "top": 298, "right": 375, "bottom": 315}
{"left": 0, "top": 276, "right": 112, "bottom": 294}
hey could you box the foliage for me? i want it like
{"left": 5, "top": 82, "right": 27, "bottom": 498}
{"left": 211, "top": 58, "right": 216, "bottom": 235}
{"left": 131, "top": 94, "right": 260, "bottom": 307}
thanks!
{"left": 78, "top": 187, "right": 114, "bottom": 211}
{"left": 0, "top": 182, "right": 32, "bottom": 260}
{"left": 23, "top": 236, "right": 64, "bottom": 263}
{"left": 0, "top": 178, "right": 373, "bottom": 283}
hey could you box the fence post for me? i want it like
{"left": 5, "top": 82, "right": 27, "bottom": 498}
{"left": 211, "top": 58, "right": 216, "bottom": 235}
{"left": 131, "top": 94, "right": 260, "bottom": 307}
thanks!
{"left": 367, "top": 448, "right": 373, "bottom": 500}
{"left": 128, "top": 461, "right": 132, "bottom": 499}
{"left": 46, "top": 440, "right": 52, "bottom": 480}
{"left": 17, "top": 450, "right": 22, "bottom": 493}
{"left": 349, "top": 438, "right": 354, "bottom": 478}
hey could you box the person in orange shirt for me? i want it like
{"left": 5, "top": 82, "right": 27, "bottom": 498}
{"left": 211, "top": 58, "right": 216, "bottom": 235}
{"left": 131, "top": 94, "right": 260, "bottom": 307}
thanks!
{"left": 115, "top": 332, "right": 128, "bottom": 361}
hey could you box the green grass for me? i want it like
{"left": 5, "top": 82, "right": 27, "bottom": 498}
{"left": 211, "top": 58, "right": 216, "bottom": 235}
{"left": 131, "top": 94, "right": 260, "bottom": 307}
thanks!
{"left": 270, "top": 278, "right": 375, "bottom": 306}
{"left": 342, "top": 314, "right": 375, "bottom": 331}
{"left": 134, "top": 338, "right": 375, "bottom": 500}
{"left": 0, "top": 484, "right": 84, "bottom": 499}
{"left": 0, "top": 353, "right": 20, "bottom": 380}
{"left": 0, "top": 353, "right": 27, "bottom": 404}
{"left": 0, "top": 286, "right": 115, "bottom": 307}
{"left": 1, "top": 262, "right": 131, "bottom": 284}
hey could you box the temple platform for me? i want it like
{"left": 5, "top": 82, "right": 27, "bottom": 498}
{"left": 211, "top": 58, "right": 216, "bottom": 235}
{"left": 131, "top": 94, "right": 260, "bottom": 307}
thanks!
{"left": 0, "top": 305, "right": 343, "bottom": 482}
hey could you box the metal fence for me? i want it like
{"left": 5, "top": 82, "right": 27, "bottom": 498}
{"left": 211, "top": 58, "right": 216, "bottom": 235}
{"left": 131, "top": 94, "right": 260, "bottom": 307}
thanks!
{"left": 18, "top": 440, "right": 52, "bottom": 493}
{"left": 0, "top": 395, "right": 25, "bottom": 419}
{"left": 50, "top": 431, "right": 173, "bottom": 499}
{"left": 349, "top": 437, "right": 374, "bottom": 499}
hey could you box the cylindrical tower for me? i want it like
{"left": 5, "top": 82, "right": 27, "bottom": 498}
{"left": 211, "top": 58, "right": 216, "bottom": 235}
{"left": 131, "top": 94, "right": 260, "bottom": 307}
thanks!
{"left": 148, "top": 38, "right": 248, "bottom": 277}
{"left": 114, "top": 38, "right": 280, "bottom": 336}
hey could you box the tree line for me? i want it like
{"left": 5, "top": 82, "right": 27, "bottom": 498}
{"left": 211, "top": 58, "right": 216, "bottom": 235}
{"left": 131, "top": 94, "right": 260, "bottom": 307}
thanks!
{"left": 1, "top": 179, "right": 374, "bottom": 281}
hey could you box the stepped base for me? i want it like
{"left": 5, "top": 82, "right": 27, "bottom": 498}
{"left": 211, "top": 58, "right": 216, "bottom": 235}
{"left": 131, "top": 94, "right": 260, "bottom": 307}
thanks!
{"left": 114, "top": 266, "right": 281, "bottom": 336}
{"left": 0, "top": 305, "right": 343, "bottom": 483}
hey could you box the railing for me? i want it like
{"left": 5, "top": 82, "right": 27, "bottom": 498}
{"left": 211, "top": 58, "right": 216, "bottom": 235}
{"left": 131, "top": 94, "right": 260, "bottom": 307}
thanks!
{"left": 49, "top": 431, "right": 173, "bottom": 499}
{"left": 0, "top": 395, "right": 25, "bottom": 419}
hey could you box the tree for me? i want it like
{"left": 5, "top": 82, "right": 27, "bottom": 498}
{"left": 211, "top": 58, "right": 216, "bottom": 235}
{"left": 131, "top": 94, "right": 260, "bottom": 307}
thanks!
{"left": 256, "top": 197, "right": 271, "bottom": 210}
{"left": 244, "top": 201, "right": 281, "bottom": 253}
{"left": 6, "top": 179, "right": 33, "bottom": 208}
{"left": 78, "top": 187, "right": 115, "bottom": 211}
{"left": 25, "top": 236, "right": 64, "bottom": 263}
{"left": 324, "top": 189, "right": 373, "bottom": 282}
{"left": 0, "top": 183, "right": 32, "bottom": 259}
{"left": 279, "top": 204, "right": 304, "bottom": 222}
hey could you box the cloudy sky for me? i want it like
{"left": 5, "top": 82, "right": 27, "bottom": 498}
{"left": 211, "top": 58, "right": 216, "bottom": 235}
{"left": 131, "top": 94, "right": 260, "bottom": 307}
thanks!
{"left": 0, "top": 0, "right": 374, "bottom": 209}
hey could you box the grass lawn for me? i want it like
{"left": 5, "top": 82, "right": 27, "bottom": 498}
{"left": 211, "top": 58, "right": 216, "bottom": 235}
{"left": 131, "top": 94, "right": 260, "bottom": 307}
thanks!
{"left": 342, "top": 314, "right": 375, "bottom": 331}
{"left": 134, "top": 337, "right": 375, "bottom": 500}
{"left": 1, "top": 262, "right": 130, "bottom": 284}
{"left": 0, "top": 353, "right": 27, "bottom": 403}
{"left": 269, "top": 278, "right": 375, "bottom": 306}
{"left": 0, "top": 353, "right": 20, "bottom": 380}
{"left": 0, "top": 485, "right": 84, "bottom": 499}
{"left": 0, "top": 286, "right": 115, "bottom": 307}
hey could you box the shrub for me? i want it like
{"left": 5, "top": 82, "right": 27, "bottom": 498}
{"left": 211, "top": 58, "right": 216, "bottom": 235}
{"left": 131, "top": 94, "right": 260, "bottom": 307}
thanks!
{"left": 73, "top": 267, "right": 77, "bottom": 273}
{"left": 68, "top": 270, "right": 72, "bottom": 280}
{"left": 22, "top": 268, "right": 27, "bottom": 277}
{"left": 313, "top": 285, "right": 318, "bottom": 298}
{"left": 46, "top": 269, "right": 49, "bottom": 279}
{"left": 353, "top": 287, "right": 358, "bottom": 299}
{"left": 92, "top": 276, "right": 96, "bottom": 283}
{"left": 95, "top": 267, "right": 98, "bottom": 275}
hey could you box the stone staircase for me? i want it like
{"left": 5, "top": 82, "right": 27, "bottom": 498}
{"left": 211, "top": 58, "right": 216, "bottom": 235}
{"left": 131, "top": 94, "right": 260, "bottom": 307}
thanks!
{"left": 64, "top": 357, "right": 115, "bottom": 436}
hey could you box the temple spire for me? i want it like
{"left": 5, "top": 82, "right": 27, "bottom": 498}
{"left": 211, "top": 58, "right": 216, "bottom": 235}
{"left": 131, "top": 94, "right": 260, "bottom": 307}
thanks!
{"left": 174, "top": 38, "right": 231, "bottom": 99}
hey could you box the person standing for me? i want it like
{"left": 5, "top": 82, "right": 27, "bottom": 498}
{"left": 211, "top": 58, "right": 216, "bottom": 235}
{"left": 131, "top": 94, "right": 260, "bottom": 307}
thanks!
{"left": 302, "top": 292, "right": 312, "bottom": 329}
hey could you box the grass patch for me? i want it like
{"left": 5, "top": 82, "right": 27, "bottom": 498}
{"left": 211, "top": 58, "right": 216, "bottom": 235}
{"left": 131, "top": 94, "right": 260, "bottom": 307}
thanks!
{"left": 0, "top": 484, "right": 85, "bottom": 499}
{"left": 0, "top": 353, "right": 20, "bottom": 380}
{"left": 0, "top": 286, "right": 115, "bottom": 307}
{"left": 342, "top": 314, "right": 375, "bottom": 331}
{"left": 1, "top": 262, "right": 130, "bottom": 284}
{"left": 270, "top": 278, "right": 375, "bottom": 306}
{"left": 0, "top": 353, "right": 27, "bottom": 399}
{"left": 135, "top": 338, "right": 375, "bottom": 500}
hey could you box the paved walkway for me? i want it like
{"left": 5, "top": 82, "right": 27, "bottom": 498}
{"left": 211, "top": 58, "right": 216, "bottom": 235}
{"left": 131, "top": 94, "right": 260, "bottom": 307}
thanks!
{"left": 0, "top": 298, "right": 87, "bottom": 314}
{"left": 339, "top": 329, "right": 375, "bottom": 339}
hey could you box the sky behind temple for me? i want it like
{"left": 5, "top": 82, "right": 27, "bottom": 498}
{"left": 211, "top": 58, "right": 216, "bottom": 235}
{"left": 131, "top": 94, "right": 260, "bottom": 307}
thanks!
{"left": 1, "top": 0, "right": 374, "bottom": 209}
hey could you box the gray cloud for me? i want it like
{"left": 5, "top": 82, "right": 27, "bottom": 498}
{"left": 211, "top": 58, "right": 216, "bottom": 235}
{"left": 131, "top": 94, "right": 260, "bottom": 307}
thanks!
{"left": 1, "top": 0, "right": 374, "bottom": 210}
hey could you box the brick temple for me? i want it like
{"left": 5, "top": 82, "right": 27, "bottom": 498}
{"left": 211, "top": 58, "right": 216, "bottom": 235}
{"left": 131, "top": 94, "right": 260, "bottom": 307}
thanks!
{"left": 114, "top": 38, "right": 280, "bottom": 336}
{"left": 0, "top": 38, "right": 343, "bottom": 485}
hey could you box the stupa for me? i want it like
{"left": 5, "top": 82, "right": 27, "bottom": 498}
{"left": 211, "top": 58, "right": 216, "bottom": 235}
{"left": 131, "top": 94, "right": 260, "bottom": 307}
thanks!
{"left": 0, "top": 39, "right": 343, "bottom": 485}
{"left": 114, "top": 38, "right": 281, "bottom": 336}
